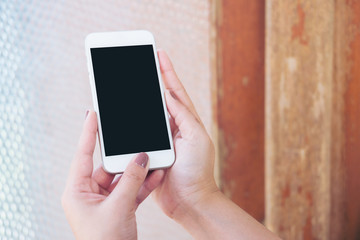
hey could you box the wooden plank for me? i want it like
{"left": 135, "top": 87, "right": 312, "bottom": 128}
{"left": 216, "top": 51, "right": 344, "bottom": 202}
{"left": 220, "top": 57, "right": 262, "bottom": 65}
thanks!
{"left": 214, "top": 0, "right": 265, "bottom": 221}
{"left": 265, "top": 1, "right": 335, "bottom": 239}
{"left": 266, "top": 0, "right": 360, "bottom": 239}
{"left": 333, "top": 1, "right": 360, "bottom": 239}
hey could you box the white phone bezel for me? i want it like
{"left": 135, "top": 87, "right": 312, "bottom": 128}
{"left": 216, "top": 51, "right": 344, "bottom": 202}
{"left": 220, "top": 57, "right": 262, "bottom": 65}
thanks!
{"left": 85, "top": 30, "right": 175, "bottom": 174}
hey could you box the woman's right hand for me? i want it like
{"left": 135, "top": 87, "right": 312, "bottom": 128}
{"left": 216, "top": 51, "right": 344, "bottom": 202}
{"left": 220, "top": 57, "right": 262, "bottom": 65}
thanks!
{"left": 153, "top": 50, "right": 219, "bottom": 221}
{"left": 154, "top": 51, "right": 281, "bottom": 240}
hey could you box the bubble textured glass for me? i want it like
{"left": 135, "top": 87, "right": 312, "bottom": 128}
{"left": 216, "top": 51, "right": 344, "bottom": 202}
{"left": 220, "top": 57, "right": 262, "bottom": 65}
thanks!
{"left": 0, "top": 0, "right": 211, "bottom": 239}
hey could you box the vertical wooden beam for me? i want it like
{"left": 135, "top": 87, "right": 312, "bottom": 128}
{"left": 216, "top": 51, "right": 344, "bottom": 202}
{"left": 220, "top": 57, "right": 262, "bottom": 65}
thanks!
{"left": 333, "top": 1, "right": 360, "bottom": 239}
{"left": 265, "top": 1, "right": 334, "bottom": 239}
{"left": 343, "top": 0, "right": 360, "bottom": 230}
{"left": 266, "top": 0, "right": 360, "bottom": 239}
{"left": 214, "top": 0, "right": 265, "bottom": 221}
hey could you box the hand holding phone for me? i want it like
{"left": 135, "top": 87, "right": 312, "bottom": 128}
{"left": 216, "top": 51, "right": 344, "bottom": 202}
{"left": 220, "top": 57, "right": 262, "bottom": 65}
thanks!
{"left": 62, "top": 111, "right": 164, "bottom": 239}
{"left": 151, "top": 50, "right": 219, "bottom": 220}
{"left": 64, "top": 48, "right": 278, "bottom": 240}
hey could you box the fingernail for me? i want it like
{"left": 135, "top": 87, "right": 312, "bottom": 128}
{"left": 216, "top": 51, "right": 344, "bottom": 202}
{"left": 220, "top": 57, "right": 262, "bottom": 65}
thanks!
{"left": 135, "top": 152, "right": 149, "bottom": 168}
{"left": 169, "top": 91, "right": 178, "bottom": 101}
{"left": 85, "top": 110, "right": 89, "bottom": 119}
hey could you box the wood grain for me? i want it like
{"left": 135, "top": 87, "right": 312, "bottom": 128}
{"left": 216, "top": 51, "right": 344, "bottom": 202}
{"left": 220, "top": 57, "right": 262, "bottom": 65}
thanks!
{"left": 266, "top": 0, "right": 360, "bottom": 239}
{"left": 265, "top": 1, "right": 334, "bottom": 239}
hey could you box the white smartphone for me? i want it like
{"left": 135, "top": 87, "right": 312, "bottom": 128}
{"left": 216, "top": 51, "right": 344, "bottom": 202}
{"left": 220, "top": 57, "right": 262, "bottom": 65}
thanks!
{"left": 85, "top": 30, "right": 175, "bottom": 173}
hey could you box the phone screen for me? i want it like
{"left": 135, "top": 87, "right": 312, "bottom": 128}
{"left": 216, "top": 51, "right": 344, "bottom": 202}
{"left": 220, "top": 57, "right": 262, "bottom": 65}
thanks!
{"left": 90, "top": 45, "right": 170, "bottom": 156}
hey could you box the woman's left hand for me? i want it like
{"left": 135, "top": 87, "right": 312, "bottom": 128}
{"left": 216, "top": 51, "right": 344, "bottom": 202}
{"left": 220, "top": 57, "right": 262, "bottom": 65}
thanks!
{"left": 62, "top": 110, "right": 164, "bottom": 240}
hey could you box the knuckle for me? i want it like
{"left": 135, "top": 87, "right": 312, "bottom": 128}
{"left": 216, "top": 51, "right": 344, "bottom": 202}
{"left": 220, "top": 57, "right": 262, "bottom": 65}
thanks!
{"left": 187, "top": 124, "right": 204, "bottom": 140}
{"left": 187, "top": 128, "right": 198, "bottom": 140}
{"left": 197, "top": 132, "right": 213, "bottom": 148}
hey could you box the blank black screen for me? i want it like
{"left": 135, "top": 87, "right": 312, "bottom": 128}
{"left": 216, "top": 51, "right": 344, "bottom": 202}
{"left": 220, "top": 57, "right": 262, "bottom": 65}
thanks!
{"left": 90, "top": 45, "right": 170, "bottom": 156}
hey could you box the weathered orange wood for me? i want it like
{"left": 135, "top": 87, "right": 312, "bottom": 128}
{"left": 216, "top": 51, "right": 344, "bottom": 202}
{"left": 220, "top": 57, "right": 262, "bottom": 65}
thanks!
{"left": 266, "top": 0, "right": 360, "bottom": 239}
{"left": 214, "top": 0, "right": 265, "bottom": 221}
{"left": 265, "top": 1, "right": 334, "bottom": 239}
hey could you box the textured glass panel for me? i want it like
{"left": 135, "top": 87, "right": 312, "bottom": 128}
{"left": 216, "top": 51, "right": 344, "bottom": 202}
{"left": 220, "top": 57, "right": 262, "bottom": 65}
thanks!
{"left": 0, "top": 1, "right": 211, "bottom": 239}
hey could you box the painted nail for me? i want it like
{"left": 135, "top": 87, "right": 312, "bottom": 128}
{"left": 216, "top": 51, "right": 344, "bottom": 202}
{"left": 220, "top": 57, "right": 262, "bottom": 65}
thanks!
{"left": 169, "top": 91, "right": 178, "bottom": 100}
{"left": 85, "top": 110, "right": 89, "bottom": 119}
{"left": 135, "top": 152, "right": 149, "bottom": 168}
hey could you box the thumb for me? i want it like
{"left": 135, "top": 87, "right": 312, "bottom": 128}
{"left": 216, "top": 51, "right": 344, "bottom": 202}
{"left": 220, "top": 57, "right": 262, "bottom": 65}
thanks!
{"left": 108, "top": 153, "right": 149, "bottom": 206}
{"left": 70, "top": 110, "right": 97, "bottom": 183}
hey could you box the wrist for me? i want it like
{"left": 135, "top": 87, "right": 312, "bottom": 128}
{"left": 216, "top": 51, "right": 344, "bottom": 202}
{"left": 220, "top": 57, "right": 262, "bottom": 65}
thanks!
{"left": 172, "top": 184, "right": 222, "bottom": 230}
{"left": 174, "top": 190, "right": 281, "bottom": 240}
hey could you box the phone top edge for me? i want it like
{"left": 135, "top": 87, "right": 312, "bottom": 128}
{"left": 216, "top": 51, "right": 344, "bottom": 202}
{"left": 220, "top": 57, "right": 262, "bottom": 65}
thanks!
{"left": 85, "top": 30, "right": 154, "bottom": 48}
